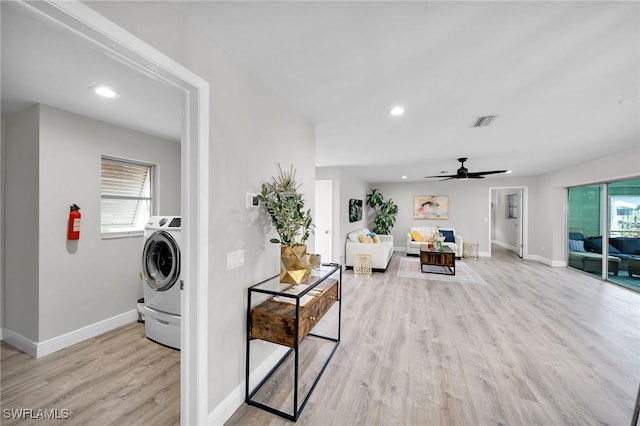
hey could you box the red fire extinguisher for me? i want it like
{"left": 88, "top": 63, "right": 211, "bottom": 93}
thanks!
{"left": 68, "top": 204, "right": 81, "bottom": 240}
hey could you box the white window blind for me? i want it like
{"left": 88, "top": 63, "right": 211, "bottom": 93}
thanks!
{"left": 101, "top": 157, "right": 153, "bottom": 236}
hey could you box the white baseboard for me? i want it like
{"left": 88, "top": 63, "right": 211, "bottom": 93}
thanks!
{"left": 3, "top": 309, "right": 137, "bottom": 358}
{"left": 208, "top": 346, "right": 289, "bottom": 425}
{"left": 492, "top": 240, "right": 519, "bottom": 252}
{"left": 526, "top": 254, "right": 566, "bottom": 267}
{"left": 3, "top": 328, "right": 38, "bottom": 357}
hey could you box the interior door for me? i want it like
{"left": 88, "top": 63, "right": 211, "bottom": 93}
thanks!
{"left": 314, "top": 180, "right": 332, "bottom": 263}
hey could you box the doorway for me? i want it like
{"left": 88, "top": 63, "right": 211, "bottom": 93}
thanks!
{"left": 314, "top": 180, "right": 333, "bottom": 263}
{"left": 489, "top": 187, "right": 527, "bottom": 258}
{"left": 1, "top": 1, "right": 209, "bottom": 424}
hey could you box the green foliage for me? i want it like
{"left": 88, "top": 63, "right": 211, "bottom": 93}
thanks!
{"left": 366, "top": 189, "right": 398, "bottom": 234}
{"left": 259, "top": 164, "right": 314, "bottom": 247}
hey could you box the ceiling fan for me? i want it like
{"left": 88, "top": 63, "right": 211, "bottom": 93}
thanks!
{"left": 425, "top": 157, "right": 508, "bottom": 181}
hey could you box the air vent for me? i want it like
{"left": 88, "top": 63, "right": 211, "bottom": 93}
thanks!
{"left": 472, "top": 115, "right": 497, "bottom": 128}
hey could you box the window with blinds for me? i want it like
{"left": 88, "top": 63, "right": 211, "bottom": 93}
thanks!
{"left": 101, "top": 157, "right": 153, "bottom": 236}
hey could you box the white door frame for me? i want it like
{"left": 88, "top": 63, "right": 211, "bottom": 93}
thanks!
{"left": 20, "top": 2, "right": 210, "bottom": 424}
{"left": 488, "top": 186, "right": 528, "bottom": 259}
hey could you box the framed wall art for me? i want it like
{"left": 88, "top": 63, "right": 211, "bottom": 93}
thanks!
{"left": 349, "top": 199, "right": 363, "bottom": 222}
{"left": 414, "top": 195, "right": 448, "bottom": 220}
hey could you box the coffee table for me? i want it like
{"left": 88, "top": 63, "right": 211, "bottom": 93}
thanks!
{"left": 420, "top": 245, "right": 456, "bottom": 275}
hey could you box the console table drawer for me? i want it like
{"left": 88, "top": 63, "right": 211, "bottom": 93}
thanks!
{"left": 250, "top": 279, "right": 338, "bottom": 347}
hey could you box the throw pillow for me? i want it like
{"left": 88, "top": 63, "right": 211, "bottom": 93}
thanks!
{"left": 441, "top": 230, "right": 455, "bottom": 242}
{"left": 367, "top": 236, "right": 374, "bottom": 243}
{"left": 569, "top": 239, "right": 586, "bottom": 253}
{"left": 584, "top": 237, "right": 602, "bottom": 253}
{"left": 410, "top": 230, "right": 423, "bottom": 242}
{"left": 368, "top": 232, "right": 376, "bottom": 239}
{"left": 358, "top": 234, "right": 368, "bottom": 243}
{"left": 373, "top": 235, "right": 380, "bottom": 244}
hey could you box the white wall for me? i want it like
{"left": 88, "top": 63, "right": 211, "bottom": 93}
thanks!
{"left": 4, "top": 105, "right": 40, "bottom": 341}
{"left": 371, "top": 148, "right": 638, "bottom": 263}
{"left": 36, "top": 104, "right": 180, "bottom": 340}
{"left": 534, "top": 146, "right": 640, "bottom": 263}
{"left": 316, "top": 166, "right": 370, "bottom": 265}
{"left": 2, "top": 104, "right": 179, "bottom": 342}
{"left": 371, "top": 177, "right": 537, "bottom": 255}
{"left": 86, "top": 2, "right": 316, "bottom": 418}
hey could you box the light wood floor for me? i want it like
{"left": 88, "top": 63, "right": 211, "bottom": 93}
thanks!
{"left": 2, "top": 247, "right": 638, "bottom": 425}
{"left": 230, "top": 246, "right": 640, "bottom": 425}
{"left": 1, "top": 321, "right": 179, "bottom": 425}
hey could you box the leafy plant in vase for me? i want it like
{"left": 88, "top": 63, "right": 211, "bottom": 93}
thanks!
{"left": 366, "top": 189, "right": 398, "bottom": 235}
{"left": 260, "top": 164, "right": 314, "bottom": 284}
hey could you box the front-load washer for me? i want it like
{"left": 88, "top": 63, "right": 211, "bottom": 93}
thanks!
{"left": 142, "top": 216, "right": 182, "bottom": 349}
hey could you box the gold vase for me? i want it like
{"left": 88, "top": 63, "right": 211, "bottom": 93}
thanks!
{"left": 280, "top": 245, "right": 310, "bottom": 284}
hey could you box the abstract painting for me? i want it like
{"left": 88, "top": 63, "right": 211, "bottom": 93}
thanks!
{"left": 414, "top": 195, "right": 448, "bottom": 220}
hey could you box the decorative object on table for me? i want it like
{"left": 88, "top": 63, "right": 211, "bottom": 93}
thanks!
{"left": 366, "top": 189, "right": 398, "bottom": 235}
{"left": 309, "top": 253, "right": 321, "bottom": 270}
{"left": 354, "top": 253, "right": 372, "bottom": 278}
{"left": 260, "top": 164, "right": 314, "bottom": 284}
{"left": 348, "top": 198, "right": 363, "bottom": 222}
{"left": 414, "top": 195, "right": 448, "bottom": 220}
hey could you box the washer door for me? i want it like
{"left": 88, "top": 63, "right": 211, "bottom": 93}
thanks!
{"left": 142, "top": 230, "right": 181, "bottom": 291}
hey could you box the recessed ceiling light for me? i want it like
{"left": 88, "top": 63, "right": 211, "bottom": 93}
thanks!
{"left": 401, "top": 175, "right": 407, "bottom": 180}
{"left": 91, "top": 86, "right": 119, "bottom": 98}
{"left": 390, "top": 106, "right": 405, "bottom": 116}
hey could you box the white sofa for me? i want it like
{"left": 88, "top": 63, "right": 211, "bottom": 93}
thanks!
{"left": 406, "top": 226, "right": 463, "bottom": 258}
{"left": 345, "top": 228, "right": 394, "bottom": 271}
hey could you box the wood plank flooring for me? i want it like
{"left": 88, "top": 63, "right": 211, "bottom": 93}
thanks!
{"left": 2, "top": 246, "right": 638, "bottom": 425}
{"left": 230, "top": 246, "right": 640, "bottom": 425}
{"left": 1, "top": 322, "right": 179, "bottom": 425}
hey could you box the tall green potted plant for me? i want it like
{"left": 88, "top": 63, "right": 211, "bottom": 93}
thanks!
{"left": 260, "top": 164, "right": 314, "bottom": 284}
{"left": 366, "top": 189, "right": 398, "bottom": 235}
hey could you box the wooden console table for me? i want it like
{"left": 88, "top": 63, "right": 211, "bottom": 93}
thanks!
{"left": 420, "top": 245, "right": 456, "bottom": 275}
{"left": 246, "top": 264, "right": 342, "bottom": 421}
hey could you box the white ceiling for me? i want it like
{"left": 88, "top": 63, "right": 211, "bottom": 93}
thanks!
{"left": 173, "top": 1, "right": 639, "bottom": 182}
{"left": 1, "top": 2, "right": 182, "bottom": 142}
{"left": 2, "top": 2, "right": 638, "bottom": 183}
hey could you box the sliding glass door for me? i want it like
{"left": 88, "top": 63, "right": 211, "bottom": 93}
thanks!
{"left": 568, "top": 178, "right": 640, "bottom": 292}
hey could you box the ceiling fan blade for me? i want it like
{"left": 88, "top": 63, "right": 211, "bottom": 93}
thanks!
{"left": 468, "top": 175, "right": 485, "bottom": 179}
{"left": 439, "top": 177, "right": 458, "bottom": 181}
{"left": 424, "top": 174, "right": 457, "bottom": 178}
{"left": 467, "top": 170, "right": 507, "bottom": 177}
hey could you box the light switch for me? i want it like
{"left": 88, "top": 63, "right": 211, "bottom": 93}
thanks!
{"left": 246, "top": 193, "right": 260, "bottom": 209}
{"left": 227, "top": 249, "right": 245, "bottom": 270}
